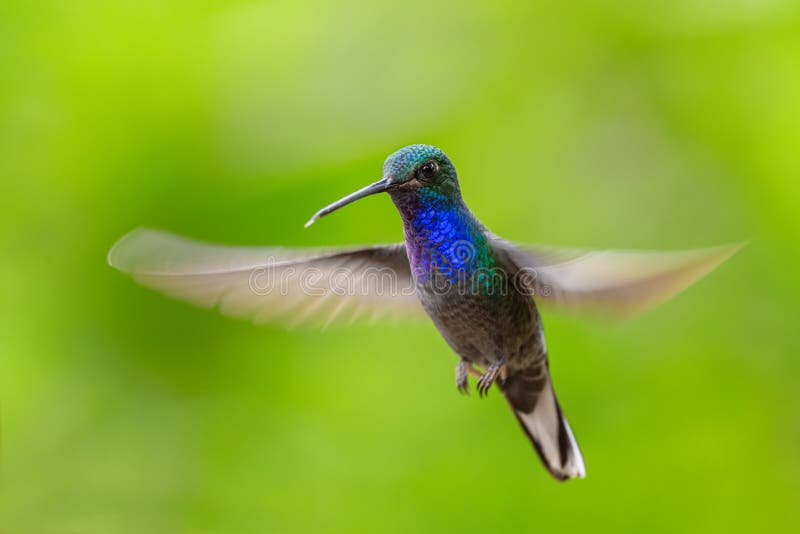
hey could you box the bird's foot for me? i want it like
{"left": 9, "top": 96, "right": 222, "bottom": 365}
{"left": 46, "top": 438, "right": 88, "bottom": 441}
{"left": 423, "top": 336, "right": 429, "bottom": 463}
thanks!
{"left": 455, "top": 360, "right": 481, "bottom": 395}
{"left": 477, "top": 360, "right": 507, "bottom": 398}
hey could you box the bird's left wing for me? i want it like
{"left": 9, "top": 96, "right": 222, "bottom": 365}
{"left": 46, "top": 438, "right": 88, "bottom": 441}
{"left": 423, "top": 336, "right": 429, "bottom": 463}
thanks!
{"left": 493, "top": 237, "right": 743, "bottom": 318}
{"left": 108, "top": 228, "right": 421, "bottom": 327}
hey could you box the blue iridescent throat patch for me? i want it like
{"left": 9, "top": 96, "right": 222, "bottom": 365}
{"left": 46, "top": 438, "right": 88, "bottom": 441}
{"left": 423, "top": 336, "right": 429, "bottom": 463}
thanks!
{"left": 407, "top": 188, "right": 497, "bottom": 286}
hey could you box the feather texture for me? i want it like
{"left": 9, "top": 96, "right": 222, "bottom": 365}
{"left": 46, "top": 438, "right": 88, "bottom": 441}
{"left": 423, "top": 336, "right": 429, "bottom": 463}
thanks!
{"left": 108, "top": 228, "right": 421, "bottom": 327}
{"left": 108, "top": 229, "right": 741, "bottom": 326}
{"left": 494, "top": 238, "right": 743, "bottom": 318}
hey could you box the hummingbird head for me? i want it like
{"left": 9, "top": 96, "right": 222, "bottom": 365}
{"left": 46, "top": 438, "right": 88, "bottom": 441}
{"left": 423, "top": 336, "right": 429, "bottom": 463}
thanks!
{"left": 304, "top": 144, "right": 460, "bottom": 227}
{"left": 381, "top": 144, "right": 458, "bottom": 191}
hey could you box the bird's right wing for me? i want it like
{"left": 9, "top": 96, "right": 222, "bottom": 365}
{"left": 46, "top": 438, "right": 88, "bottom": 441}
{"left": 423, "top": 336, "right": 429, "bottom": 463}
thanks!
{"left": 494, "top": 238, "right": 743, "bottom": 318}
{"left": 108, "top": 228, "right": 422, "bottom": 327}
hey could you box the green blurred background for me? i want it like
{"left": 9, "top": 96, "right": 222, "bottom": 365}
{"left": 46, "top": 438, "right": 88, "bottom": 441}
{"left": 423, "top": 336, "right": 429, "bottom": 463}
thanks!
{"left": 1, "top": 1, "right": 799, "bottom": 532}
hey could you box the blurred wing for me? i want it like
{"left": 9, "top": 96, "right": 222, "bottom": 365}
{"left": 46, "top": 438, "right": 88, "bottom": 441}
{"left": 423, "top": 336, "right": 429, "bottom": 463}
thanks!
{"left": 495, "top": 238, "right": 743, "bottom": 318}
{"left": 108, "top": 228, "right": 421, "bottom": 327}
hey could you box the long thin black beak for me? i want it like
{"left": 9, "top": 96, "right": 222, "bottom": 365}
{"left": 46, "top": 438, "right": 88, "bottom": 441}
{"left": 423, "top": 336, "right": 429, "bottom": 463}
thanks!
{"left": 304, "top": 177, "right": 392, "bottom": 227}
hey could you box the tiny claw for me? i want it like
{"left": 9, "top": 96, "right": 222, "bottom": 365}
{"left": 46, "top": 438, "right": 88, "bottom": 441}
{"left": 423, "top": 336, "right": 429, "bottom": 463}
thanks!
{"left": 457, "top": 377, "right": 470, "bottom": 395}
{"left": 455, "top": 360, "right": 476, "bottom": 396}
{"left": 476, "top": 360, "right": 505, "bottom": 398}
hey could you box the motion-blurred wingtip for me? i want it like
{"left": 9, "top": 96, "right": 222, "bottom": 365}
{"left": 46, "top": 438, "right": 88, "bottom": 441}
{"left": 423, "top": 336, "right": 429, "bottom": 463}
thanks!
{"left": 709, "top": 241, "right": 747, "bottom": 266}
{"left": 107, "top": 227, "right": 150, "bottom": 272}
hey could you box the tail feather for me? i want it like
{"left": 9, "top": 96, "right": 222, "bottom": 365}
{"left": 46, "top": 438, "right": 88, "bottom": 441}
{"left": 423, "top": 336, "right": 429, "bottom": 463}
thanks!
{"left": 502, "top": 365, "right": 585, "bottom": 481}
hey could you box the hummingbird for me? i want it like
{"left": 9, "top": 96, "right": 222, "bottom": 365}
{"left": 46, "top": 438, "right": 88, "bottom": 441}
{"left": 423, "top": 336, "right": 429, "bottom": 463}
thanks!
{"left": 109, "top": 144, "right": 741, "bottom": 481}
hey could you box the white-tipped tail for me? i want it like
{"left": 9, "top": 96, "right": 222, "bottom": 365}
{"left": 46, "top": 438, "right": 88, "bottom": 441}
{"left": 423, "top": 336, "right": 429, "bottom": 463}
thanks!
{"left": 505, "top": 372, "right": 585, "bottom": 481}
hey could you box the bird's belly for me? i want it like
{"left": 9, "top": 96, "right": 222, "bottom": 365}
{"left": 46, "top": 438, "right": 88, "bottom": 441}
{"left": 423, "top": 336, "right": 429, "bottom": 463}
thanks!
{"left": 417, "top": 281, "right": 543, "bottom": 369}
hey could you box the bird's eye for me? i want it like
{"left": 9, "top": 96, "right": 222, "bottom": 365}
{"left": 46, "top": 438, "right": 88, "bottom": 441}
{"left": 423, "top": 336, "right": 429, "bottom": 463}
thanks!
{"left": 417, "top": 161, "right": 438, "bottom": 181}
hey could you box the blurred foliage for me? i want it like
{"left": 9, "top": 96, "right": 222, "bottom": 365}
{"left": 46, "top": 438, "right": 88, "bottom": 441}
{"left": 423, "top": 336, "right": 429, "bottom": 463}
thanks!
{"left": 1, "top": 1, "right": 799, "bottom": 532}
